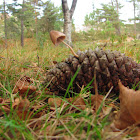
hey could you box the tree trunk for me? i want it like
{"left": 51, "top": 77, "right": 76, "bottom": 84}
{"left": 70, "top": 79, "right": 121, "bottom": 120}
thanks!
{"left": 34, "top": 0, "right": 38, "bottom": 39}
{"left": 3, "top": 0, "right": 7, "bottom": 48}
{"left": 63, "top": 11, "right": 72, "bottom": 45}
{"left": 21, "top": 0, "right": 25, "bottom": 47}
{"left": 111, "top": 0, "right": 121, "bottom": 35}
{"left": 62, "top": 0, "right": 77, "bottom": 45}
{"left": 21, "top": 19, "right": 24, "bottom": 47}
{"left": 133, "top": 0, "right": 136, "bottom": 35}
{"left": 115, "top": 0, "right": 121, "bottom": 35}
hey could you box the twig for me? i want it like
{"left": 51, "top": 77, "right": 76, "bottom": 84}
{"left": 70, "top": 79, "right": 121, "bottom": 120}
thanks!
{"left": 38, "top": 135, "right": 64, "bottom": 139}
{"left": 103, "top": 86, "right": 113, "bottom": 102}
{"left": 37, "top": 54, "right": 39, "bottom": 67}
{"left": 59, "top": 119, "right": 77, "bottom": 140}
{"left": 94, "top": 69, "right": 98, "bottom": 112}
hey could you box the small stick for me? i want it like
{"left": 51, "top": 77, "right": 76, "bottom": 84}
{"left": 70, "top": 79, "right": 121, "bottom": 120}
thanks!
{"left": 94, "top": 69, "right": 98, "bottom": 112}
{"left": 37, "top": 54, "right": 39, "bottom": 67}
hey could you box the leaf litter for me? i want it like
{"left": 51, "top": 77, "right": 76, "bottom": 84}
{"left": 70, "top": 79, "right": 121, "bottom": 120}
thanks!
{"left": 0, "top": 74, "right": 140, "bottom": 139}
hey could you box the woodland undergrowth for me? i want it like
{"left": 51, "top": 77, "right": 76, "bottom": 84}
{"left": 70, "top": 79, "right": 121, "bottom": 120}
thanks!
{"left": 0, "top": 38, "right": 140, "bottom": 140}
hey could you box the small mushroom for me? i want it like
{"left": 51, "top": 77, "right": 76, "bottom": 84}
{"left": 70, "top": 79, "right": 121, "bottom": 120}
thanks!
{"left": 50, "top": 30, "right": 78, "bottom": 58}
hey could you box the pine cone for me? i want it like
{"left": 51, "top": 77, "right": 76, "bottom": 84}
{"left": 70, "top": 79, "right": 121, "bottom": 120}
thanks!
{"left": 43, "top": 48, "right": 140, "bottom": 95}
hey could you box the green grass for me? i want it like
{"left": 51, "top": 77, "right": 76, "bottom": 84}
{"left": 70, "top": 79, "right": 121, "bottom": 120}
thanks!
{"left": 0, "top": 38, "right": 140, "bottom": 139}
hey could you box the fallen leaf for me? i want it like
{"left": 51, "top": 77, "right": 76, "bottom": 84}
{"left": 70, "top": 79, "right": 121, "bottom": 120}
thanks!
{"left": 135, "top": 128, "right": 140, "bottom": 140}
{"left": 12, "top": 97, "right": 31, "bottom": 120}
{"left": 0, "top": 97, "right": 10, "bottom": 116}
{"left": 90, "top": 95, "right": 104, "bottom": 112}
{"left": 13, "top": 76, "right": 36, "bottom": 97}
{"left": 63, "top": 135, "right": 72, "bottom": 140}
{"left": 45, "top": 89, "right": 59, "bottom": 95}
{"left": 12, "top": 97, "right": 45, "bottom": 126}
{"left": 114, "top": 81, "right": 140, "bottom": 130}
{"left": 48, "top": 96, "right": 86, "bottom": 111}
{"left": 48, "top": 98, "right": 63, "bottom": 107}
{"left": 68, "top": 97, "right": 86, "bottom": 110}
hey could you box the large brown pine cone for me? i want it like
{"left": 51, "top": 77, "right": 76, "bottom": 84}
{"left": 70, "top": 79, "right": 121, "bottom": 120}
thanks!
{"left": 43, "top": 48, "right": 140, "bottom": 95}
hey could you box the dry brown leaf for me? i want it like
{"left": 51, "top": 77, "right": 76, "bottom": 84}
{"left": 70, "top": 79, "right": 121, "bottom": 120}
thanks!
{"left": 45, "top": 88, "right": 59, "bottom": 95}
{"left": 136, "top": 136, "right": 140, "bottom": 140}
{"left": 37, "top": 125, "right": 53, "bottom": 136}
{"left": 68, "top": 97, "right": 86, "bottom": 110}
{"left": 0, "top": 97, "right": 10, "bottom": 116}
{"left": 63, "top": 135, "right": 72, "bottom": 140}
{"left": 13, "top": 76, "right": 36, "bottom": 96}
{"left": 90, "top": 95, "right": 104, "bottom": 112}
{"left": 135, "top": 128, "right": 140, "bottom": 140}
{"left": 12, "top": 97, "right": 31, "bottom": 120}
{"left": 12, "top": 97, "right": 30, "bottom": 110}
{"left": 114, "top": 81, "right": 140, "bottom": 130}
{"left": 48, "top": 96, "right": 86, "bottom": 111}
{"left": 48, "top": 98, "right": 63, "bottom": 107}
{"left": 12, "top": 97, "right": 45, "bottom": 125}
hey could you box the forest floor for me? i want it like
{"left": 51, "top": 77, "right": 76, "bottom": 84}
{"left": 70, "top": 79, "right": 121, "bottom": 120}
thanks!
{"left": 0, "top": 38, "right": 140, "bottom": 140}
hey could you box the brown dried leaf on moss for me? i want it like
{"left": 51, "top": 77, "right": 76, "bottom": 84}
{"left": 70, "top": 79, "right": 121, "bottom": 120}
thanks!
{"left": 0, "top": 97, "right": 31, "bottom": 119}
{"left": 135, "top": 128, "right": 140, "bottom": 140}
{"left": 90, "top": 94, "right": 104, "bottom": 112}
{"left": 48, "top": 96, "right": 86, "bottom": 111}
{"left": 12, "top": 97, "right": 46, "bottom": 129}
{"left": 12, "top": 97, "right": 31, "bottom": 120}
{"left": 114, "top": 81, "right": 140, "bottom": 130}
{"left": 48, "top": 95, "right": 107, "bottom": 113}
{"left": 68, "top": 97, "right": 86, "bottom": 110}
{"left": 44, "top": 88, "right": 59, "bottom": 95}
{"left": 0, "top": 97, "right": 10, "bottom": 116}
{"left": 48, "top": 97, "right": 63, "bottom": 107}
{"left": 13, "top": 76, "right": 36, "bottom": 97}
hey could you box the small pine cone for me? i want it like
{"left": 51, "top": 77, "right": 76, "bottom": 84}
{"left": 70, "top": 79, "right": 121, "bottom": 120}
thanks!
{"left": 43, "top": 48, "right": 140, "bottom": 95}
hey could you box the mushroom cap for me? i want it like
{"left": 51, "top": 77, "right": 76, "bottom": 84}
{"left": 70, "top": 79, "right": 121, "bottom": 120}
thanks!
{"left": 50, "top": 30, "right": 66, "bottom": 46}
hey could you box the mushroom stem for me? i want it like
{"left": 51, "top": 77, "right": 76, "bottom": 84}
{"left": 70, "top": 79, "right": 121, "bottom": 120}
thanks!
{"left": 59, "top": 39, "right": 79, "bottom": 58}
